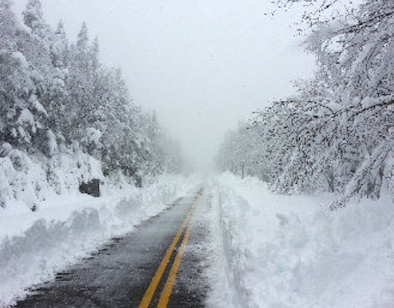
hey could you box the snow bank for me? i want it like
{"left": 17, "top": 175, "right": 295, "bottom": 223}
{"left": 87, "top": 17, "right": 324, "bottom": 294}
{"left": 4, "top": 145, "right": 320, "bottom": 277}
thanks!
{"left": 0, "top": 173, "right": 197, "bottom": 307}
{"left": 207, "top": 172, "right": 394, "bottom": 308}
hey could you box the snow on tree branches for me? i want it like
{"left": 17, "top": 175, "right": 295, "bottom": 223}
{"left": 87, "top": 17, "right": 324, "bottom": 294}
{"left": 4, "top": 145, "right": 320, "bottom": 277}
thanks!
{"left": 218, "top": 0, "right": 394, "bottom": 207}
{"left": 0, "top": 0, "right": 182, "bottom": 210}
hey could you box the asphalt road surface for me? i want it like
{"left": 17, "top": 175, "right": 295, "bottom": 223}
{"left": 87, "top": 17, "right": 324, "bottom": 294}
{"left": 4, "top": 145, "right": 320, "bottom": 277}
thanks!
{"left": 15, "top": 188, "right": 209, "bottom": 308}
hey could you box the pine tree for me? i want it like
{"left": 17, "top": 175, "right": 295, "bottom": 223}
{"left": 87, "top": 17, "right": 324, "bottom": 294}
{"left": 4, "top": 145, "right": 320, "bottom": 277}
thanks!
{"left": 0, "top": 0, "right": 47, "bottom": 149}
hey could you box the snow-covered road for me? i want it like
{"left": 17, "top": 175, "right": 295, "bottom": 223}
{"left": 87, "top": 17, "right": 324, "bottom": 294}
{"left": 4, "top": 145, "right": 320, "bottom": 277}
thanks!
{"left": 14, "top": 189, "right": 209, "bottom": 308}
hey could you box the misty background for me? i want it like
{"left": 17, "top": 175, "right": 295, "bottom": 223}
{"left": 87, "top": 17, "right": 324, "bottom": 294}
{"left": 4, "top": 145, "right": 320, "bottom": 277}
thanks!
{"left": 13, "top": 0, "right": 315, "bottom": 169}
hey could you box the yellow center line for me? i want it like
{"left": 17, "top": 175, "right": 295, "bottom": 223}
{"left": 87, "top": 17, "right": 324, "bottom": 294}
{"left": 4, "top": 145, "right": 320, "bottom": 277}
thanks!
{"left": 156, "top": 211, "right": 196, "bottom": 308}
{"left": 137, "top": 193, "right": 202, "bottom": 308}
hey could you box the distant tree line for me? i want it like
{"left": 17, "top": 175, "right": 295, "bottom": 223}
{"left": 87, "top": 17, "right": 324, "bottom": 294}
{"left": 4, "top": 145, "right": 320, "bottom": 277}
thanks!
{"left": 217, "top": 0, "right": 394, "bottom": 207}
{"left": 0, "top": 0, "right": 182, "bottom": 185}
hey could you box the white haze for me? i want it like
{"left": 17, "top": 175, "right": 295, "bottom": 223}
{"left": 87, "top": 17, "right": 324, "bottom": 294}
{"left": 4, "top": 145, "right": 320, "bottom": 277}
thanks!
{"left": 14, "top": 0, "right": 315, "bottom": 170}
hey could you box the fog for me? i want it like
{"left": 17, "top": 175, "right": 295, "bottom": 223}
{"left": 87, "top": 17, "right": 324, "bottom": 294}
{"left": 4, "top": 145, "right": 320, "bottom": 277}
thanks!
{"left": 15, "top": 0, "right": 315, "bottom": 170}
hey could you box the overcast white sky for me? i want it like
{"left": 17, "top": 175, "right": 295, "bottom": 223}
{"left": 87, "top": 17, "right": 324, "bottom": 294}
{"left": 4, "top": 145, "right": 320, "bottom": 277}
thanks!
{"left": 14, "top": 0, "right": 315, "bottom": 170}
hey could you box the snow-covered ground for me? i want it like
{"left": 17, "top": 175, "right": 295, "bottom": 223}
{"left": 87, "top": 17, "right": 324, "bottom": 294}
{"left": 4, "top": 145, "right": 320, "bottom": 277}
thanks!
{"left": 206, "top": 172, "right": 394, "bottom": 308}
{"left": 3, "top": 171, "right": 394, "bottom": 308}
{"left": 0, "top": 173, "right": 198, "bottom": 307}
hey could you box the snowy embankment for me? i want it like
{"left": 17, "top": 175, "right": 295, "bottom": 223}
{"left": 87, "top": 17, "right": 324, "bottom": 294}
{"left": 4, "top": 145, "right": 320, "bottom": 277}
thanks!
{"left": 0, "top": 172, "right": 197, "bottom": 307}
{"left": 207, "top": 173, "right": 394, "bottom": 308}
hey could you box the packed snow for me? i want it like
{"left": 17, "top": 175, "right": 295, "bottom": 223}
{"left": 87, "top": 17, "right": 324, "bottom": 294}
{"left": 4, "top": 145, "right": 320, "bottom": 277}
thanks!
{"left": 206, "top": 173, "right": 394, "bottom": 308}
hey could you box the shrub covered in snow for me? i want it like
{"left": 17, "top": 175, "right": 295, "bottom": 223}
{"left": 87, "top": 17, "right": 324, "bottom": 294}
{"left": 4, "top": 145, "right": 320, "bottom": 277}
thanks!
{"left": 0, "top": 142, "right": 103, "bottom": 212}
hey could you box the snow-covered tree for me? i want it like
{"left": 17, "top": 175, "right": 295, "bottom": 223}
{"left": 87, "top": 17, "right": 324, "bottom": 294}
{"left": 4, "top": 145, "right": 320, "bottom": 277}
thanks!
{"left": 216, "top": 121, "right": 271, "bottom": 181}
{"left": 0, "top": 0, "right": 184, "bottom": 211}
{"left": 301, "top": 0, "right": 394, "bottom": 205}
{"left": 0, "top": 0, "right": 54, "bottom": 153}
{"left": 219, "top": 0, "right": 394, "bottom": 206}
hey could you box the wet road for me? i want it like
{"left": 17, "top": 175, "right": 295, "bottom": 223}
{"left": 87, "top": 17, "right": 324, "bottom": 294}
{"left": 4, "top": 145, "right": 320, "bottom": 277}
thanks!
{"left": 15, "top": 189, "right": 208, "bottom": 308}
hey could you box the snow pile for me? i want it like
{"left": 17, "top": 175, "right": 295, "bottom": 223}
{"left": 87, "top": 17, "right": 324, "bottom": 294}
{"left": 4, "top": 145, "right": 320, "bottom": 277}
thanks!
{"left": 207, "top": 172, "right": 394, "bottom": 308}
{"left": 0, "top": 173, "right": 197, "bottom": 307}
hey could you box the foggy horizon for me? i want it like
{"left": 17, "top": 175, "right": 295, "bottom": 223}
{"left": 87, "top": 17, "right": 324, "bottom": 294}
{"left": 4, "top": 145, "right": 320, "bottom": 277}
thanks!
{"left": 13, "top": 0, "right": 315, "bottom": 170}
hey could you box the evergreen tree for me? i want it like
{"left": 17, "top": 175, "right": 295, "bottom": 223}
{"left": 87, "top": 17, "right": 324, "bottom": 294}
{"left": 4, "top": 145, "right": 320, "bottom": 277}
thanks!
{"left": 0, "top": 0, "right": 184, "bottom": 206}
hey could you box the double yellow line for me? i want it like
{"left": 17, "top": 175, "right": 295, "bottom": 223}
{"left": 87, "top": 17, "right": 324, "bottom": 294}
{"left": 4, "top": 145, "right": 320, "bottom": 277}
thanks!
{"left": 138, "top": 190, "right": 203, "bottom": 308}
